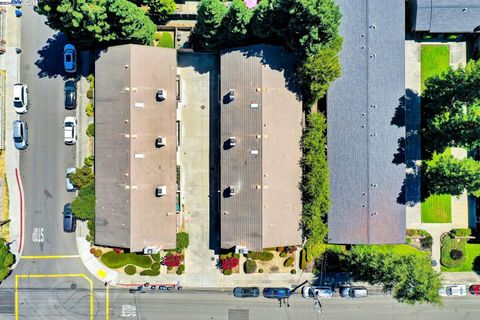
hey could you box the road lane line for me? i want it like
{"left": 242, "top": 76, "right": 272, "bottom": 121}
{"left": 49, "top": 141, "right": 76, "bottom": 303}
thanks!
{"left": 21, "top": 255, "right": 80, "bottom": 259}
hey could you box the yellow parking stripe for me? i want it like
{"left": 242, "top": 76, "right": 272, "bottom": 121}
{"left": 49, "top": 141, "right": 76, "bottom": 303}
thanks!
{"left": 21, "top": 255, "right": 80, "bottom": 259}
{"left": 106, "top": 285, "right": 110, "bottom": 320}
{"left": 15, "top": 274, "right": 93, "bottom": 320}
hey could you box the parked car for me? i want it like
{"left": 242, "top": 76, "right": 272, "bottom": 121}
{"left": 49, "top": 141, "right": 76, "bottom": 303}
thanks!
{"left": 339, "top": 286, "right": 368, "bottom": 298}
{"left": 64, "top": 80, "right": 77, "bottom": 109}
{"left": 64, "top": 116, "right": 77, "bottom": 145}
{"left": 233, "top": 287, "right": 260, "bottom": 298}
{"left": 13, "top": 83, "right": 28, "bottom": 114}
{"left": 63, "top": 203, "right": 76, "bottom": 232}
{"left": 13, "top": 120, "right": 28, "bottom": 150}
{"left": 263, "top": 287, "right": 291, "bottom": 299}
{"left": 439, "top": 285, "right": 467, "bottom": 297}
{"left": 66, "top": 167, "right": 77, "bottom": 192}
{"left": 63, "top": 44, "right": 77, "bottom": 73}
{"left": 469, "top": 284, "right": 480, "bottom": 295}
{"left": 302, "top": 286, "right": 333, "bottom": 299}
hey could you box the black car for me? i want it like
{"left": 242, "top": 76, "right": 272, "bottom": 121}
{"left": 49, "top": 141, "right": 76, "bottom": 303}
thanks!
{"left": 233, "top": 287, "right": 260, "bottom": 298}
{"left": 64, "top": 80, "right": 77, "bottom": 109}
{"left": 63, "top": 203, "right": 76, "bottom": 232}
{"left": 263, "top": 287, "right": 291, "bottom": 299}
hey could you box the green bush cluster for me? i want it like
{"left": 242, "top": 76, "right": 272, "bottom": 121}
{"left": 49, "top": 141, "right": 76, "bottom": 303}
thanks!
{"left": 86, "top": 123, "right": 95, "bottom": 137}
{"left": 247, "top": 251, "right": 274, "bottom": 261}
{"left": 176, "top": 264, "right": 185, "bottom": 275}
{"left": 244, "top": 260, "right": 257, "bottom": 274}
{"left": 279, "top": 252, "right": 287, "bottom": 258}
{"left": 71, "top": 183, "right": 95, "bottom": 220}
{"left": 258, "top": 269, "right": 263, "bottom": 273}
{"left": 124, "top": 265, "right": 136, "bottom": 275}
{"left": 284, "top": 257, "right": 294, "bottom": 267}
{"left": 86, "top": 102, "right": 94, "bottom": 117}
{"left": 101, "top": 251, "right": 153, "bottom": 269}
{"left": 0, "top": 239, "right": 15, "bottom": 282}
{"left": 84, "top": 155, "right": 94, "bottom": 167}
{"left": 290, "top": 269, "right": 296, "bottom": 274}
{"left": 451, "top": 228, "right": 472, "bottom": 237}
{"left": 140, "top": 269, "right": 160, "bottom": 276}
{"left": 152, "top": 253, "right": 161, "bottom": 262}
{"left": 176, "top": 232, "right": 189, "bottom": 250}
{"left": 151, "top": 262, "right": 160, "bottom": 271}
{"left": 223, "top": 268, "right": 232, "bottom": 276}
{"left": 86, "top": 89, "right": 94, "bottom": 99}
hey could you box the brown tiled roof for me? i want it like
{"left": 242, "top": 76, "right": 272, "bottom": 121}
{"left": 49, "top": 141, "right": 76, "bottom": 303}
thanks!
{"left": 220, "top": 45, "right": 302, "bottom": 252}
{"left": 95, "top": 44, "right": 177, "bottom": 251}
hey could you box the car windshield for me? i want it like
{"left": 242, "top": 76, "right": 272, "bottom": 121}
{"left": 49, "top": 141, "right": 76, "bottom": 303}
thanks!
{"left": 13, "top": 101, "right": 22, "bottom": 108}
{"left": 65, "top": 122, "right": 73, "bottom": 127}
{"left": 14, "top": 136, "right": 22, "bottom": 143}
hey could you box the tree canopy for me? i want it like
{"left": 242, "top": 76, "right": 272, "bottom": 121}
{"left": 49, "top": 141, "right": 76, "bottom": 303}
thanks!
{"left": 70, "top": 166, "right": 95, "bottom": 189}
{"left": 0, "top": 239, "right": 15, "bottom": 282}
{"left": 192, "top": 0, "right": 228, "bottom": 50}
{"left": 144, "top": 0, "right": 176, "bottom": 24}
{"left": 72, "top": 183, "right": 96, "bottom": 220}
{"left": 36, "top": 0, "right": 156, "bottom": 48}
{"left": 301, "top": 113, "right": 329, "bottom": 243}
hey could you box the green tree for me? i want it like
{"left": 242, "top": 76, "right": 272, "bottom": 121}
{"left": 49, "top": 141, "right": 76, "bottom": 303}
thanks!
{"left": 36, "top": 0, "right": 155, "bottom": 49}
{"left": 144, "top": 0, "right": 176, "bottom": 24}
{"left": 192, "top": 0, "right": 228, "bottom": 50}
{"left": 423, "top": 153, "right": 480, "bottom": 197}
{"left": 0, "top": 239, "right": 15, "bottom": 282}
{"left": 221, "top": 0, "right": 253, "bottom": 45}
{"left": 70, "top": 166, "right": 95, "bottom": 189}
{"left": 301, "top": 113, "right": 329, "bottom": 243}
{"left": 72, "top": 184, "right": 96, "bottom": 220}
{"left": 249, "top": 0, "right": 275, "bottom": 40}
{"left": 297, "top": 36, "right": 342, "bottom": 104}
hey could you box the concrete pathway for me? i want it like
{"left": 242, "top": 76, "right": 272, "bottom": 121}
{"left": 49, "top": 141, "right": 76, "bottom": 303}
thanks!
{"left": 405, "top": 40, "right": 469, "bottom": 271}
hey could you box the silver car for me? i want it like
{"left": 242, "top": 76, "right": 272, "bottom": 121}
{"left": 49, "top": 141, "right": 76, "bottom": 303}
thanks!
{"left": 13, "top": 120, "right": 28, "bottom": 150}
{"left": 66, "top": 167, "right": 77, "bottom": 192}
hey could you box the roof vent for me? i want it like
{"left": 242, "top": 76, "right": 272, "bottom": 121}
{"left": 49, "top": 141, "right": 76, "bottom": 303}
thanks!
{"left": 156, "top": 89, "right": 167, "bottom": 101}
{"left": 227, "top": 186, "right": 235, "bottom": 197}
{"left": 228, "top": 89, "right": 235, "bottom": 101}
{"left": 134, "top": 102, "right": 144, "bottom": 108}
{"left": 250, "top": 103, "right": 258, "bottom": 109}
{"left": 228, "top": 137, "right": 236, "bottom": 148}
{"left": 134, "top": 153, "right": 144, "bottom": 159}
{"left": 156, "top": 186, "right": 167, "bottom": 197}
{"left": 156, "top": 136, "right": 166, "bottom": 147}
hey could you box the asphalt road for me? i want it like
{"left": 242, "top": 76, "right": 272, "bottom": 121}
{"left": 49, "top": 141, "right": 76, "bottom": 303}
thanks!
{"left": 17, "top": 7, "right": 77, "bottom": 258}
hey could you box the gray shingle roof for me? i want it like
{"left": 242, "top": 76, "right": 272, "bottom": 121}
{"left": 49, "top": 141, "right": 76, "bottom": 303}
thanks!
{"left": 220, "top": 45, "right": 302, "bottom": 252}
{"left": 411, "top": 0, "right": 480, "bottom": 33}
{"left": 95, "top": 44, "right": 177, "bottom": 252}
{"left": 327, "top": 0, "right": 406, "bottom": 244}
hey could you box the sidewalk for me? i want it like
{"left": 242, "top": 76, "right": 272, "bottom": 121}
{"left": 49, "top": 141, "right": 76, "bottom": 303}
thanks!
{"left": 1, "top": 8, "right": 23, "bottom": 263}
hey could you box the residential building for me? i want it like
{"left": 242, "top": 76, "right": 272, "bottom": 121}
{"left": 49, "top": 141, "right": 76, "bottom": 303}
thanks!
{"left": 95, "top": 44, "right": 177, "bottom": 252}
{"left": 409, "top": 0, "right": 480, "bottom": 33}
{"left": 220, "top": 45, "right": 302, "bottom": 252}
{"left": 327, "top": 0, "right": 406, "bottom": 244}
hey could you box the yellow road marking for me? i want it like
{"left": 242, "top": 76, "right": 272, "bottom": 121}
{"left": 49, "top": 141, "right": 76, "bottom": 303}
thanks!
{"left": 97, "top": 268, "right": 107, "bottom": 278}
{"left": 106, "top": 285, "right": 110, "bottom": 320}
{"left": 15, "top": 274, "right": 94, "bottom": 320}
{"left": 21, "top": 255, "right": 80, "bottom": 259}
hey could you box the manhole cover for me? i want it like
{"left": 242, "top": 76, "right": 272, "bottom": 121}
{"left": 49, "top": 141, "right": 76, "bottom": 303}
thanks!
{"left": 70, "top": 283, "right": 77, "bottom": 290}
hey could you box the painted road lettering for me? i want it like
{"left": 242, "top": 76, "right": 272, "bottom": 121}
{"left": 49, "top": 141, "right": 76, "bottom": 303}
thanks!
{"left": 121, "top": 305, "right": 137, "bottom": 317}
{"left": 32, "top": 227, "right": 44, "bottom": 243}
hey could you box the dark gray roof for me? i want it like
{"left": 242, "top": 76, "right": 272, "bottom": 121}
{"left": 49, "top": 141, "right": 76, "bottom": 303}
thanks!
{"left": 220, "top": 45, "right": 302, "bottom": 252}
{"left": 327, "top": 0, "right": 406, "bottom": 244}
{"left": 411, "top": 0, "right": 480, "bottom": 33}
{"left": 95, "top": 44, "right": 177, "bottom": 251}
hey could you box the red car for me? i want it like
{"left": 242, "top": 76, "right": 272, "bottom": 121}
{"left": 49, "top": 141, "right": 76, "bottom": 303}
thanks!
{"left": 469, "top": 284, "right": 480, "bottom": 295}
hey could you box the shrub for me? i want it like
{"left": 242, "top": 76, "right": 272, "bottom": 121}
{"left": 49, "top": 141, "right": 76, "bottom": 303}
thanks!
{"left": 163, "top": 254, "right": 181, "bottom": 267}
{"left": 152, "top": 253, "right": 160, "bottom": 262}
{"left": 151, "top": 262, "right": 160, "bottom": 270}
{"left": 300, "top": 249, "right": 308, "bottom": 270}
{"left": 157, "top": 32, "right": 174, "bottom": 48}
{"left": 447, "top": 34, "right": 458, "bottom": 40}
{"left": 124, "top": 265, "right": 136, "bottom": 275}
{"left": 101, "top": 251, "right": 153, "bottom": 269}
{"left": 166, "top": 252, "right": 173, "bottom": 257}
{"left": 284, "top": 257, "right": 294, "bottom": 267}
{"left": 90, "top": 248, "right": 96, "bottom": 254}
{"left": 421, "top": 235, "right": 433, "bottom": 249}
{"left": 270, "top": 266, "right": 279, "bottom": 272}
{"left": 233, "top": 253, "right": 240, "bottom": 259}
{"left": 176, "top": 247, "right": 183, "bottom": 254}
{"left": 223, "top": 268, "right": 232, "bottom": 276}
{"left": 423, "top": 34, "right": 433, "bottom": 40}
{"left": 258, "top": 269, "right": 263, "bottom": 273}
{"left": 86, "top": 123, "right": 94, "bottom": 137}
{"left": 221, "top": 256, "right": 239, "bottom": 271}
{"left": 71, "top": 183, "right": 95, "bottom": 220}
{"left": 291, "top": 269, "right": 297, "bottom": 274}
{"left": 450, "top": 249, "right": 463, "bottom": 260}
{"left": 177, "top": 264, "right": 185, "bottom": 275}
{"left": 87, "top": 89, "right": 94, "bottom": 99}
{"left": 441, "top": 236, "right": 466, "bottom": 268}
{"left": 451, "top": 229, "right": 472, "bottom": 237}
{"left": 84, "top": 155, "right": 94, "bottom": 167}
{"left": 244, "top": 260, "right": 257, "bottom": 274}
{"left": 87, "top": 74, "right": 94, "bottom": 89}
{"left": 70, "top": 166, "right": 94, "bottom": 190}
{"left": 276, "top": 246, "right": 284, "bottom": 252}
{"left": 286, "top": 246, "right": 297, "bottom": 253}
{"left": 167, "top": 266, "right": 173, "bottom": 271}
{"left": 140, "top": 269, "right": 160, "bottom": 276}
{"left": 247, "top": 251, "right": 274, "bottom": 261}
{"left": 86, "top": 102, "right": 94, "bottom": 117}
{"left": 279, "top": 252, "right": 287, "bottom": 258}
{"left": 93, "top": 249, "right": 102, "bottom": 258}
{"left": 176, "top": 232, "right": 189, "bottom": 249}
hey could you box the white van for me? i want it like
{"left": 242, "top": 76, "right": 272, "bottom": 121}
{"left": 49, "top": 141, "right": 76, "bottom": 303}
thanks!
{"left": 13, "top": 83, "right": 28, "bottom": 114}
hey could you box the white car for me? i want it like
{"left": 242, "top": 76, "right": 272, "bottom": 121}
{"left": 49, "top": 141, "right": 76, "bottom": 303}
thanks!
{"left": 13, "top": 83, "right": 28, "bottom": 114}
{"left": 66, "top": 167, "right": 77, "bottom": 192}
{"left": 63, "top": 44, "right": 77, "bottom": 73}
{"left": 439, "top": 284, "right": 467, "bottom": 297}
{"left": 64, "top": 117, "right": 77, "bottom": 145}
{"left": 302, "top": 286, "right": 333, "bottom": 299}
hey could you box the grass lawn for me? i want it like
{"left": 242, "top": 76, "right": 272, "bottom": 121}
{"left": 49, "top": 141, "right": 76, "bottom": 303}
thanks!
{"left": 421, "top": 194, "right": 452, "bottom": 223}
{"left": 370, "top": 244, "right": 427, "bottom": 257}
{"left": 441, "top": 244, "right": 480, "bottom": 272}
{"left": 420, "top": 45, "right": 450, "bottom": 92}
{"left": 101, "top": 251, "right": 153, "bottom": 269}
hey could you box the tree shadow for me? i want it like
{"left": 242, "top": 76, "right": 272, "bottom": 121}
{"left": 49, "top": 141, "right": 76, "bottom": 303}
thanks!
{"left": 392, "top": 137, "right": 405, "bottom": 165}
{"left": 473, "top": 256, "right": 480, "bottom": 274}
{"left": 35, "top": 33, "right": 70, "bottom": 79}
{"left": 391, "top": 95, "right": 406, "bottom": 127}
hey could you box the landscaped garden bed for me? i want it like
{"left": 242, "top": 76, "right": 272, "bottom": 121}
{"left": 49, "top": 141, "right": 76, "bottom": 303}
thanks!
{"left": 243, "top": 247, "right": 297, "bottom": 274}
{"left": 406, "top": 229, "right": 433, "bottom": 253}
{"left": 441, "top": 229, "right": 480, "bottom": 272}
